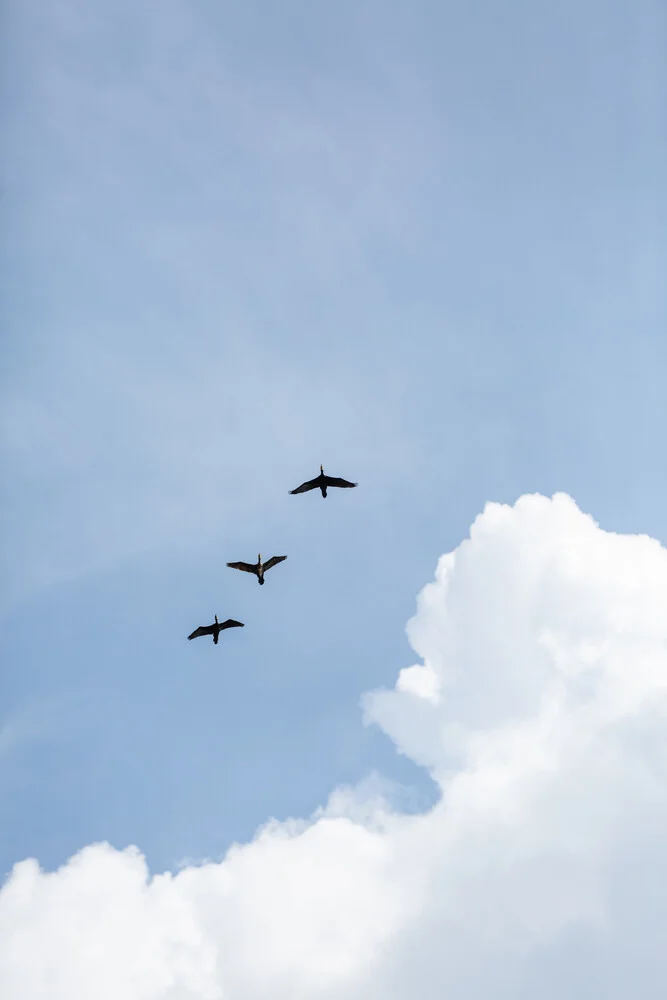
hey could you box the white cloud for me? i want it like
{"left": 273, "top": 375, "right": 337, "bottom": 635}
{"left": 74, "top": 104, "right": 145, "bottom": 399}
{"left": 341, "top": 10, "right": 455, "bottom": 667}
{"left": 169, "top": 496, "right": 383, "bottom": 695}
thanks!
{"left": 2, "top": 492, "right": 667, "bottom": 998}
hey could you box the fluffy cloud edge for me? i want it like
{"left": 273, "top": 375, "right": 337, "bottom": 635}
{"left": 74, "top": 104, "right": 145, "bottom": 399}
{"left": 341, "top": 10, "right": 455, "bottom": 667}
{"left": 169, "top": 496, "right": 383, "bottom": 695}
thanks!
{"left": 2, "top": 492, "right": 667, "bottom": 999}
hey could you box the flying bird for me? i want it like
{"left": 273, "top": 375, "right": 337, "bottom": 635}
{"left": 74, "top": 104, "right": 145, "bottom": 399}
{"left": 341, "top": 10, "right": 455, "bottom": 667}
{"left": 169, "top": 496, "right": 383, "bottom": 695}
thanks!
{"left": 289, "top": 465, "right": 357, "bottom": 499}
{"left": 226, "top": 553, "right": 287, "bottom": 586}
{"left": 187, "top": 615, "right": 244, "bottom": 644}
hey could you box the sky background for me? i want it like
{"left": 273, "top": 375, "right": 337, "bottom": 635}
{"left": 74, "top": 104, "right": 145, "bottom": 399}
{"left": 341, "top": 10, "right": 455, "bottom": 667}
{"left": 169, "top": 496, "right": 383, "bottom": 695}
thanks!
{"left": 1, "top": 0, "right": 666, "bottom": 891}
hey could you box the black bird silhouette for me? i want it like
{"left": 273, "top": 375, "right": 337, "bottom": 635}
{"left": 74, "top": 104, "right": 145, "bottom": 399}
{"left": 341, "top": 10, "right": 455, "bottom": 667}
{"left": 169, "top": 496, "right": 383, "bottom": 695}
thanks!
{"left": 226, "top": 553, "right": 287, "bottom": 586}
{"left": 289, "top": 464, "right": 357, "bottom": 499}
{"left": 188, "top": 615, "right": 244, "bottom": 644}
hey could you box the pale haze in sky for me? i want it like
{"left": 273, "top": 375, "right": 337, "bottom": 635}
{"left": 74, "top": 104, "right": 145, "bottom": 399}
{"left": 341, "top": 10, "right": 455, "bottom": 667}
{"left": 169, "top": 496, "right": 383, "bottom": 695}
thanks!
{"left": 1, "top": 1, "right": 666, "bottom": 997}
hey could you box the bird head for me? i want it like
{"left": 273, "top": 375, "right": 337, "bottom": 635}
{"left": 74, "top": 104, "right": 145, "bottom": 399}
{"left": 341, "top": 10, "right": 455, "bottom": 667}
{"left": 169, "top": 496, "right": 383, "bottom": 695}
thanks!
{"left": 258, "top": 553, "right": 261, "bottom": 564}
{"left": 320, "top": 464, "right": 324, "bottom": 474}
{"left": 214, "top": 614, "right": 218, "bottom": 624}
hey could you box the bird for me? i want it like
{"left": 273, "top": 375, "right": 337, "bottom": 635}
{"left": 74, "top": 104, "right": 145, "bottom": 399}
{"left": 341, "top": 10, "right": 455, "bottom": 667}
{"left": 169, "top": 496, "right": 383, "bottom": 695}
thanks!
{"left": 187, "top": 615, "right": 244, "bottom": 644}
{"left": 289, "top": 464, "right": 357, "bottom": 499}
{"left": 226, "top": 553, "right": 287, "bottom": 586}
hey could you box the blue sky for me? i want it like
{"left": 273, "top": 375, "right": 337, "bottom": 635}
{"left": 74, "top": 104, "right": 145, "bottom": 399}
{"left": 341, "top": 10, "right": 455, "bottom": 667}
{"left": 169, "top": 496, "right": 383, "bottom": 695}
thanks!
{"left": 1, "top": 0, "right": 665, "bottom": 891}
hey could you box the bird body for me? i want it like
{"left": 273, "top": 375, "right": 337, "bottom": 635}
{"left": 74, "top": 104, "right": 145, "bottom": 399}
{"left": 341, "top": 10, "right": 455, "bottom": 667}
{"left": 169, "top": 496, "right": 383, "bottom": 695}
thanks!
{"left": 226, "top": 553, "right": 287, "bottom": 585}
{"left": 186, "top": 461, "right": 356, "bottom": 644}
{"left": 289, "top": 464, "right": 357, "bottom": 498}
{"left": 188, "top": 615, "right": 244, "bottom": 644}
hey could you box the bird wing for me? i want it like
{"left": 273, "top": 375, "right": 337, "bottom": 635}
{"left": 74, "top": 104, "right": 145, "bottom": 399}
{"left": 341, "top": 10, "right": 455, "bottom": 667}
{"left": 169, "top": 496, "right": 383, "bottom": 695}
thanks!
{"left": 323, "top": 476, "right": 357, "bottom": 489}
{"left": 226, "top": 561, "right": 258, "bottom": 574}
{"left": 188, "top": 624, "right": 214, "bottom": 640}
{"left": 262, "top": 555, "right": 287, "bottom": 572}
{"left": 219, "top": 619, "right": 245, "bottom": 630}
{"left": 289, "top": 477, "right": 320, "bottom": 494}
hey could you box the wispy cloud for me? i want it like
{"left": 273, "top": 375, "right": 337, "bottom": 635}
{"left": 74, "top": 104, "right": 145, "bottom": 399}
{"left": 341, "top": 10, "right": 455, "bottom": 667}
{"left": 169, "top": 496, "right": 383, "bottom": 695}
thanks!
{"left": 2, "top": 0, "right": 446, "bottom": 609}
{"left": 0, "top": 692, "right": 86, "bottom": 762}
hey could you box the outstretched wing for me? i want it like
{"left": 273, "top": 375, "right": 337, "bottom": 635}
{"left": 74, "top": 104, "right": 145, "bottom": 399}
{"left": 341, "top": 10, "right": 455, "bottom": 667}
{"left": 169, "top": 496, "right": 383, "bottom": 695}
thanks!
{"left": 226, "top": 561, "right": 258, "bottom": 574}
{"left": 289, "top": 477, "right": 320, "bottom": 494}
{"left": 263, "top": 555, "right": 287, "bottom": 572}
{"left": 219, "top": 619, "right": 245, "bottom": 630}
{"left": 188, "top": 624, "right": 214, "bottom": 640}
{"left": 323, "top": 476, "right": 357, "bottom": 489}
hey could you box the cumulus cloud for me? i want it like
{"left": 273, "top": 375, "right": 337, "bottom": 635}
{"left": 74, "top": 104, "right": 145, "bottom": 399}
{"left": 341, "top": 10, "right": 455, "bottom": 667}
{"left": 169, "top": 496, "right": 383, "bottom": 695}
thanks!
{"left": 2, "top": 493, "right": 667, "bottom": 998}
